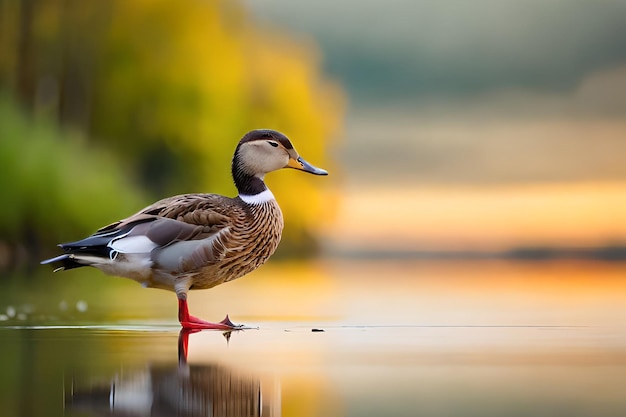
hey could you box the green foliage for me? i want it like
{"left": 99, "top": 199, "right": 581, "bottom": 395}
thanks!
{"left": 0, "top": 94, "right": 147, "bottom": 254}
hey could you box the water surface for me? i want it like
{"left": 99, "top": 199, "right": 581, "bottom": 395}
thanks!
{"left": 1, "top": 260, "right": 625, "bottom": 416}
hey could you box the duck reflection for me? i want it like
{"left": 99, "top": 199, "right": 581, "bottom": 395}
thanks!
{"left": 67, "top": 330, "right": 279, "bottom": 416}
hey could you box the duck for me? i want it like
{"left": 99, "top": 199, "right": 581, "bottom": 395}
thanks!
{"left": 41, "top": 129, "right": 328, "bottom": 330}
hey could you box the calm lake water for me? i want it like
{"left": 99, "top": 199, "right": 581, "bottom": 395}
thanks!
{"left": 1, "top": 259, "right": 625, "bottom": 416}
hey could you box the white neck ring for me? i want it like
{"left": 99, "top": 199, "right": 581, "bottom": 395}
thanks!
{"left": 239, "top": 189, "right": 275, "bottom": 205}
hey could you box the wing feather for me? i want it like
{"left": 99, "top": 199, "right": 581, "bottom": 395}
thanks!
{"left": 108, "top": 194, "right": 241, "bottom": 273}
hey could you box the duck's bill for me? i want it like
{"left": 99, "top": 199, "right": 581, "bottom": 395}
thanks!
{"left": 287, "top": 156, "right": 328, "bottom": 175}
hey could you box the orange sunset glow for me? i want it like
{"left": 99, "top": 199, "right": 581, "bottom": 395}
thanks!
{"left": 326, "top": 182, "right": 626, "bottom": 252}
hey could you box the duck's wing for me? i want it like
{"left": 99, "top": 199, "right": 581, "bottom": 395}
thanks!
{"left": 42, "top": 194, "right": 241, "bottom": 274}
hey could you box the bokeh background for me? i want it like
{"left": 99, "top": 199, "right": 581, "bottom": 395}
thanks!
{"left": 249, "top": 0, "right": 626, "bottom": 258}
{"left": 3, "top": 0, "right": 626, "bottom": 269}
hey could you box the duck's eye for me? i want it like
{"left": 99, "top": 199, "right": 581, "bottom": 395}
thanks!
{"left": 267, "top": 141, "right": 279, "bottom": 148}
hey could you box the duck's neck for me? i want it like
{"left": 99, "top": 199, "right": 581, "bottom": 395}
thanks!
{"left": 232, "top": 152, "right": 275, "bottom": 204}
{"left": 234, "top": 171, "right": 267, "bottom": 195}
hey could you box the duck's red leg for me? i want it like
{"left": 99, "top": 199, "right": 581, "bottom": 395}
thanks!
{"left": 178, "top": 298, "right": 240, "bottom": 330}
{"left": 178, "top": 328, "right": 197, "bottom": 364}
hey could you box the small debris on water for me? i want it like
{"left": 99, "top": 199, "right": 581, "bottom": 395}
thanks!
{"left": 6, "top": 306, "right": 15, "bottom": 318}
{"left": 311, "top": 328, "right": 325, "bottom": 332}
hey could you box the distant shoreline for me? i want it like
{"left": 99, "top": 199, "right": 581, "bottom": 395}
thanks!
{"left": 324, "top": 245, "right": 626, "bottom": 262}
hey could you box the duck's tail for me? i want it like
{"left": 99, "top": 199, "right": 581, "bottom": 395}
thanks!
{"left": 40, "top": 248, "right": 111, "bottom": 272}
{"left": 40, "top": 254, "right": 89, "bottom": 272}
{"left": 40, "top": 230, "right": 125, "bottom": 272}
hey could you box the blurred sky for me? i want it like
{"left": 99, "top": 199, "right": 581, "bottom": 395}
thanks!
{"left": 245, "top": 0, "right": 626, "bottom": 251}
{"left": 246, "top": 0, "right": 626, "bottom": 185}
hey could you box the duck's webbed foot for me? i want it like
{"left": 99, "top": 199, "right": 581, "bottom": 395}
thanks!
{"left": 182, "top": 314, "right": 244, "bottom": 331}
{"left": 178, "top": 299, "right": 244, "bottom": 330}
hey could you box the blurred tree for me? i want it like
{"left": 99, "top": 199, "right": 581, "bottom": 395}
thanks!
{"left": 0, "top": 0, "right": 344, "bottom": 264}
{"left": 0, "top": 93, "right": 147, "bottom": 269}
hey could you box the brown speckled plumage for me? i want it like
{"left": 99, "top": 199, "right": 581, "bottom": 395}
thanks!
{"left": 90, "top": 193, "right": 283, "bottom": 294}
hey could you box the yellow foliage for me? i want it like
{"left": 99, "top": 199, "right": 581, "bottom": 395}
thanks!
{"left": 92, "top": 0, "right": 344, "bottom": 251}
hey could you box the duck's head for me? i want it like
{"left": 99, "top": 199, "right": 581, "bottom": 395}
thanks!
{"left": 233, "top": 129, "right": 328, "bottom": 179}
